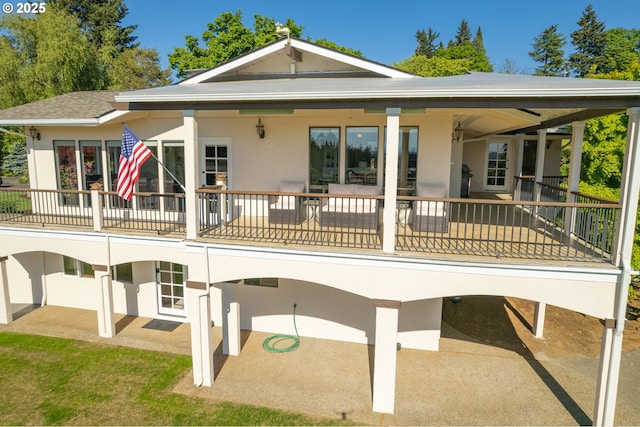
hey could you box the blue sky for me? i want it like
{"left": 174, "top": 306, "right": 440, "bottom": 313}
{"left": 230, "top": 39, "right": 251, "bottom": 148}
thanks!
{"left": 122, "top": 0, "right": 640, "bottom": 78}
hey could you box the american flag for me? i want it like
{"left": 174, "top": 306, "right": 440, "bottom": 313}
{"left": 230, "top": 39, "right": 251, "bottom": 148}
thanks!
{"left": 117, "top": 126, "right": 153, "bottom": 200}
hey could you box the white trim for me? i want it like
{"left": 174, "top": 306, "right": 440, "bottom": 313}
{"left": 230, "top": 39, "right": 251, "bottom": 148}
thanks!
{"left": 0, "top": 110, "right": 129, "bottom": 127}
{"left": 179, "top": 38, "right": 413, "bottom": 85}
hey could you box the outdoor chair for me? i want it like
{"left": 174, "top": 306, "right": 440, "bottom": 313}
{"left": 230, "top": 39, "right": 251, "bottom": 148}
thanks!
{"left": 268, "top": 181, "right": 306, "bottom": 224}
{"left": 411, "top": 183, "right": 449, "bottom": 232}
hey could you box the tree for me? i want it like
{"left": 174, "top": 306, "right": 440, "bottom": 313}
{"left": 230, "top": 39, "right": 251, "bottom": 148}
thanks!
{"left": 107, "top": 47, "right": 171, "bottom": 90}
{"left": 0, "top": 5, "right": 102, "bottom": 107}
{"left": 394, "top": 55, "right": 470, "bottom": 77}
{"left": 313, "top": 39, "right": 363, "bottom": 57}
{"left": 437, "top": 43, "right": 493, "bottom": 72}
{"left": 453, "top": 19, "right": 472, "bottom": 46}
{"left": 169, "top": 10, "right": 359, "bottom": 79}
{"left": 498, "top": 58, "right": 526, "bottom": 75}
{"left": 415, "top": 28, "right": 439, "bottom": 57}
{"left": 2, "top": 140, "right": 28, "bottom": 178}
{"left": 472, "top": 27, "right": 486, "bottom": 55}
{"left": 529, "top": 24, "right": 567, "bottom": 76}
{"left": 602, "top": 28, "right": 640, "bottom": 74}
{"left": 569, "top": 4, "right": 607, "bottom": 77}
{"left": 50, "top": 0, "right": 137, "bottom": 51}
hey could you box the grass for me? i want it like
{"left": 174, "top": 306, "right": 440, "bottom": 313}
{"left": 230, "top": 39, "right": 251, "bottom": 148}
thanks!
{"left": 0, "top": 189, "right": 31, "bottom": 212}
{"left": 0, "top": 332, "right": 351, "bottom": 426}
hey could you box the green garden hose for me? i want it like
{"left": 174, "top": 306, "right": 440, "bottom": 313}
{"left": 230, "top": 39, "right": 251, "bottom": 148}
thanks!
{"left": 262, "top": 303, "right": 300, "bottom": 353}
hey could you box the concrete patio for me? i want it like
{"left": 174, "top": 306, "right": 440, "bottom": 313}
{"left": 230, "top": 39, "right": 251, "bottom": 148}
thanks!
{"left": 1, "top": 303, "right": 639, "bottom": 425}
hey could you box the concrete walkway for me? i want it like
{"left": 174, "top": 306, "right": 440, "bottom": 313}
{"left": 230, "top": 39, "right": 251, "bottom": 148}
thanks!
{"left": 1, "top": 304, "right": 639, "bottom": 425}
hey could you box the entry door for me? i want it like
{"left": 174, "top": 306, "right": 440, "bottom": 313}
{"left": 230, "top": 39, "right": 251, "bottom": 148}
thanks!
{"left": 156, "top": 262, "right": 186, "bottom": 317}
{"left": 200, "top": 139, "right": 230, "bottom": 186}
{"left": 485, "top": 142, "right": 509, "bottom": 192}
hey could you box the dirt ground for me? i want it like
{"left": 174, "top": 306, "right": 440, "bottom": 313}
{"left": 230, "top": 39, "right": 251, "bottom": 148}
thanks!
{"left": 442, "top": 282, "right": 640, "bottom": 359}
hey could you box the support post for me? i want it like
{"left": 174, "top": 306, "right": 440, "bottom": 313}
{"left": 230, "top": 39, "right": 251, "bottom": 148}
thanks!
{"left": 221, "top": 282, "right": 241, "bottom": 356}
{"left": 0, "top": 256, "right": 12, "bottom": 324}
{"left": 90, "top": 183, "right": 104, "bottom": 232}
{"left": 565, "top": 121, "right": 585, "bottom": 236}
{"left": 532, "top": 302, "right": 546, "bottom": 338}
{"left": 382, "top": 108, "right": 401, "bottom": 254}
{"left": 186, "top": 281, "right": 214, "bottom": 387}
{"left": 94, "top": 264, "right": 115, "bottom": 338}
{"left": 534, "top": 129, "right": 547, "bottom": 202}
{"left": 372, "top": 299, "right": 401, "bottom": 414}
{"left": 513, "top": 133, "right": 525, "bottom": 200}
{"left": 601, "top": 107, "right": 640, "bottom": 426}
{"left": 594, "top": 319, "right": 615, "bottom": 426}
{"left": 183, "top": 110, "right": 199, "bottom": 240}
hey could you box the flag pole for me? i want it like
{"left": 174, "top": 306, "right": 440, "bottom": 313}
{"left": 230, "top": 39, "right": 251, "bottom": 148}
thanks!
{"left": 122, "top": 123, "right": 186, "bottom": 192}
{"left": 148, "top": 151, "right": 187, "bottom": 193}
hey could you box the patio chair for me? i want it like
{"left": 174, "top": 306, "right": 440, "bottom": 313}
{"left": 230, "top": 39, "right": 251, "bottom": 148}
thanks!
{"left": 269, "top": 181, "right": 306, "bottom": 224}
{"left": 411, "top": 183, "right": 448, "bottom": 232}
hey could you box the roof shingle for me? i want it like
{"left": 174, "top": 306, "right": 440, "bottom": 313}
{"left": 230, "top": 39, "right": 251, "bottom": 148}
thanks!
{"left": 0, "top": 91, "right": 117, "bottom": 121}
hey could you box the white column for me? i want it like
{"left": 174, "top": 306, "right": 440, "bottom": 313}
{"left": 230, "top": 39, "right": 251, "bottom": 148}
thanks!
{"left": 94, "top": 265, "right": 115, "bottom": 338}
{"left": 532, "top": 302, "right": 546, "bottom": 338}
{"left": 90, "top": 187, "right": 103, "bottom": 232}
{"left": 602, "top": 107, "right": 640, "bottom": 426}
{"left": 183, "top": 110, "right": 199, "bottom": 240}
{"left": 372, "top": 299, "right": 401, "bottom": 414}
{"left": 513, "top": 133, "right": 525, "bottom": 199}
{"left": 382, "top": 108, "right": 401, "bottom": 253}
{"left": 534, "top": 128, "right": 547, "bottom": 202}
{"left": 565, "top": 121, "right": 585, "bottom": 235}
{"left": 186, "top": 282, "right": 214, "bottom": 387}
{"left": 594, "top": 319, "right": 615, "bottom": 426}
{"left": 0, "top": 256, "right": 12, "bottom": 324}
{"left": 221, "top": 282, "right": 241, "bottom": 356}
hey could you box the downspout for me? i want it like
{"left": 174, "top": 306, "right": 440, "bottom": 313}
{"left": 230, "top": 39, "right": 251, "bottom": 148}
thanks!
{"left": 195, "top": 245, "right": 211, "bottom": 387}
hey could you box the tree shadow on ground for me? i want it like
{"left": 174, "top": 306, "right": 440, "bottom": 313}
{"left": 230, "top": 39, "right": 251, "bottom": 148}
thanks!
{"left": 441, "top": 295, "right": 591, "bottom": 425}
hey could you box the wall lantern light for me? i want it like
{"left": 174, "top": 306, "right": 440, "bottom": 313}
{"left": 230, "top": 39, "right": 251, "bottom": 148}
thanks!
{"left": 29, "top": 126, "right": 41, "bottom": 141}
{"left": 256, "top": 119, "right": 265, "bottom": 139}
{"left": 452, "top": 122, "right": 463, "bottom": 143}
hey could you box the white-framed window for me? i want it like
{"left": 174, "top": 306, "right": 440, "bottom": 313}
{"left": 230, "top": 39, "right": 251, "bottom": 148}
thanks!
{"left": 244, "top": 278, "right": 278, "bottom": 288}
{"left": 111, "top": 263, "right": 133, "bottom": 283}
{"left": 62, "top": 256, "right": 93, "bottom": 278}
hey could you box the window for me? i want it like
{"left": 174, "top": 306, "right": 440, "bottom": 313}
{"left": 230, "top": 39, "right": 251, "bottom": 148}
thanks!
{"left": 55, "top": 141, "right": 79, "bottom": 205}
{"left": 244, "top": 278, "right": 278, "bottom": 287}
{"left": 63, "top": 256, "right": 93, "bottom": 278}
{"left": 522, "top": 140, "right": 537, "bottom": 176}
{"left": 309, "top": 127, "right": 340, "bottom": 190}
{"left": 156, "top": 262, "right": 186, "bottom": 315}
{"left": 346, "top": 127, "right": 378, "bottom": 185}
{"left": 111, "top": 263, "right": 133, "bottom": 283}
{"left": 136, "top": 141, "right": 159, "bottom": 193}
{"left": 163, "top": 142, "right": 185, "bottom": 194}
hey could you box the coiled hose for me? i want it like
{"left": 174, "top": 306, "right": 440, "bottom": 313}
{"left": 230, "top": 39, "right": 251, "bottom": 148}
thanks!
{"left": 262, "top": 303, "right": 300, "bottom": 353}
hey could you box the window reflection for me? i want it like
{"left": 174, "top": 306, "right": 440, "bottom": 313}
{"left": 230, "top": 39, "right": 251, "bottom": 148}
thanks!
{"left": 309, "top": 127, "right": 339, "bottom": 191}
{"left": 346, "top": 127, "right": 378, "bottom": 185}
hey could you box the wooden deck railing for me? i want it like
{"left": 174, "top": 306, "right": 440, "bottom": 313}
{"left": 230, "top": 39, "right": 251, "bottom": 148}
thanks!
{"left": 0, "top": 187, "right": 621, "bottom": 263}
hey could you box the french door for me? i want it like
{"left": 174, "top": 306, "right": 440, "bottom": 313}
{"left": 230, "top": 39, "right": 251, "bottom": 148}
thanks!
{"left": 156, "top": 262, "right": 186, "bottom": 317}
{"left": 485, "top": 142, "right": 509, "bottom": 192}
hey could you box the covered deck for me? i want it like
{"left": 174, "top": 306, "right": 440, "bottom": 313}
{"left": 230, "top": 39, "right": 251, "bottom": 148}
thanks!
{"left": 0, "top": 184, "right": 619, "bottom": 265}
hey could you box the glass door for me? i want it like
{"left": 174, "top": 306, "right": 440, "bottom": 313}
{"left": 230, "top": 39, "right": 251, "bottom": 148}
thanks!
{"left": 200, "top": 139, "right": 230, "bottom": 225}
{"left": 156, "top": 262, "right": 186, "bottom": 317}
{"left": 485, "top": 142, "right": 509, "bottom": 192}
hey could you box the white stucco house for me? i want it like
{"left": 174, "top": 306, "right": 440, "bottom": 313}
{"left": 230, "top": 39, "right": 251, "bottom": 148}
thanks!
{"left": 1, "top": 37, "right": 640, "bottom": 425}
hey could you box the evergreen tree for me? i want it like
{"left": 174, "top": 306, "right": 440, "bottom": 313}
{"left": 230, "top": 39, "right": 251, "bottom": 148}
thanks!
{"left": 453, "top": 19, "right": 472, "bottom": 46}
{"left": 529, "top": 24, "right": 567, "bottom": 76}
{"left": 472, "top": 27, "right": 486, "bottom": 55}
{"left": 50, "top": 0, "right": 137, "bottom": 51}
{"left": 569, "top": 4, "right": 607, "bottom": 77}
{"left": 2, "top": 141, "right": 28, "bottom": 177}
{"left": 415, "top": 27, "right": 439, "bottom": 57}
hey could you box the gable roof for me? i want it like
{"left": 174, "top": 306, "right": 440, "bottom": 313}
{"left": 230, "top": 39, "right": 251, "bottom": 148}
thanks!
{"left": 0, "top": 91, "right": 124, "bottom": 126}
{"left": 179, "top": 37, "right": 414, "bottom": 84}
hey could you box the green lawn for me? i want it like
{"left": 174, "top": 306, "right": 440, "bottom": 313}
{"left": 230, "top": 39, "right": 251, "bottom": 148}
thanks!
{"left": 0, "top": 332, "right": 350, "bottom": 426}
{"left": 0, "top": 190, "right": 31, "bottom": 213}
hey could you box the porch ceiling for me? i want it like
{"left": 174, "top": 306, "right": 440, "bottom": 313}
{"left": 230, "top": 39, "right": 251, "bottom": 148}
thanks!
{"left": 115, "top": 72, "right": 640, "bottom": 135}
